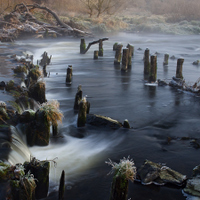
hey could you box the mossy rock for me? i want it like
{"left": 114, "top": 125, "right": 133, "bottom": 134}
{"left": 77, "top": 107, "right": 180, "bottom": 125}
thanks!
{"left": 86, "top": 114, "right": 122, "bottom": 129}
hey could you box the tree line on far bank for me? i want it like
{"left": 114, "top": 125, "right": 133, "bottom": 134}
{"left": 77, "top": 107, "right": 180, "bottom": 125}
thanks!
{"left": 0, "top": 0, "right": 200, "bottom": 21}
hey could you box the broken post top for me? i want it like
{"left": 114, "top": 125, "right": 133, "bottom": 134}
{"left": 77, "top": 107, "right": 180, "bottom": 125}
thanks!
{"left": 80, "top": 38, "right": 109, "bottom": 54}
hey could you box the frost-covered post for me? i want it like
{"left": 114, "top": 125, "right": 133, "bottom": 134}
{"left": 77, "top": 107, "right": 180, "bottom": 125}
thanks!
{"left": 80, "top": 38, "right": 86, "bottom": 54}
{"left": 114, "top": 44, "right": 123, "bottom": 65}
{"left": 24, "top": 158, "right": 50, "bottom": 199}
{"left": 77, "top": 97, "right": 88, "bottom": 127}
{"left": 99, "top": 39, "right": 103, "bottom": 56}
{"left": 148, "top": 55, "right": 157, "bottom": 83}
{"left": 66, "top": 65, "right": 73, "bottom": 84}
{"left": 163, "top": 53, "right": 169, "bottom": 65}
{"left": 176, "top": 58, "right": 184, "bottom": 79}
{"left": 106, "top": 157, "right": 137, "bottom": 200}
{"left": 144, "top": 48, "right": 150, "bottom": 75}
{"left": 94, "top": 50, "right": 99, "bottom": 59}
{"left": 121, "top": 48, "right": 129, "bottom": 71}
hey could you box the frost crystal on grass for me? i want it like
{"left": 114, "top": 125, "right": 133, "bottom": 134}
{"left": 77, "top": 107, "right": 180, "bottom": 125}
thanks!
{"left": 0, "top": 101, "right": 6, "bottom": 108}
{"left": 106, "top": 156, "right": 137, "bottom": 181}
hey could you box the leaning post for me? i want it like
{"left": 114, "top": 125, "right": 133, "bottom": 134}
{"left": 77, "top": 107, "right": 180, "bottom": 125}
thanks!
{"left": 176, "top": 58, "right": 184, "bottom": 79}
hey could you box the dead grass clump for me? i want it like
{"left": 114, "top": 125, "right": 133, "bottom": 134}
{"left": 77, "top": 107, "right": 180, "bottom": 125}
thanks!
{"left": 39, "top": 100, "right": 63, "bottom": 126}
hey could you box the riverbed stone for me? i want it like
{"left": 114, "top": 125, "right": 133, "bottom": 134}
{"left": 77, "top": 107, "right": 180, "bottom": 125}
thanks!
{"left": 86, "top": 114, "right": 122, "bottom": 129}
{"left": 137, "top": 160, "right": 187, "bottom": 186}
{"left": 183, "top": 165, "right": 200, "bottom": 197}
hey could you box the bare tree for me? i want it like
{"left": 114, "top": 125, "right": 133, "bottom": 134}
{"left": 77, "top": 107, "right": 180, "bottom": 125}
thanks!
{"left": 80, "top": 0, "right": 122, "bottom": 17}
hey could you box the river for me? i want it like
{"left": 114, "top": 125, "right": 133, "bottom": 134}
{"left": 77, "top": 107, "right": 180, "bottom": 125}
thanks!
{"left": 1, "top": 33, "right": 200, "bottom": 200}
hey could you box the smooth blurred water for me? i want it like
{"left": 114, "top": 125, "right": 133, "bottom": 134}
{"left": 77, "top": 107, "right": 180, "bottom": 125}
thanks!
{"left": 1, "top": 33, "right": 200, "bottom": 200}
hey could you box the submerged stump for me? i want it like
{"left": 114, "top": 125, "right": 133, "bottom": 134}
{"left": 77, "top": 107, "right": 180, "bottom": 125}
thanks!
{"left": 176, "top": 58, "right": 184, "bottom": 79}
{"left": 148, "top": 55, "right": 157, "bottom": 83}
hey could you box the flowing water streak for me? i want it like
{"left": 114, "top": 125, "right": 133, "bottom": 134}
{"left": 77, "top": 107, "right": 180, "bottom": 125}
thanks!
{"left": 30, "top": 132, "right": 125, "bottom": 184}
{"left": 8, "top": 126, "right": 31, "bottom": 165}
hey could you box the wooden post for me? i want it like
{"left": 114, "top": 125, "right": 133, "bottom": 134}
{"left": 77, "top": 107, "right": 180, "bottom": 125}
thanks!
{"left": 123, "top": 119, "right": 130, "bottom": 128}
{"left": 113, "top": 43, "right": 118, "bottom": 51}
{"left": 80, "top": 38, "right": 86, "bottom": 54}
{"left": 52, "top": 122, "right": 58, "bottom": 136}
{"left": 110, "top": 176, "right": 129, "bottom": 200}
{"left": 94, "top": 51, "right": 99, "bottom": 59}
{"left": 66, "top": 65, "right": 73, "bottom": 83}
{"left": 127, "top": 44, "right": 134, "bottom": 56}
{"left": 127, "top": 44, "right": 134, "bottom": 68}
{"left": 121, "top": 48, "right": 129, "bottom": 71}
{"left": 144, "top": 48, "right": 150, "bottom": 75}
{"left": 77, "top": 98, "right": 87, "bottom": 127}
{"left": 24, "top": 160, "right": 50, "bottom": 199}
{"left": 148, "top": 55, "right": 157, "bottom": 83}
{"left": 58, "top": 170, "right": 65, "bottom": 200}
{"left": 176, "top": 58, "right": 184, "bottom": 79}
{"left": 163, "top": 53, "right": 169, "bottom": 65}
{"left": 43, "top": 65, "right": 47, "bottom": 77}
{"left": 114, "top": 44, "right": 123, "bottom": 66}
{"left": 74, "top": 85, "right": 82, "bottom": 111}
{"left": 98, "top": 39, "right": 103, "bottom": 56}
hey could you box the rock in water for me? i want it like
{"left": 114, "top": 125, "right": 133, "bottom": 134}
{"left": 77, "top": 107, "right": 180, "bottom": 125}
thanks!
{"left": 184, "top": 165, "right": 200, "bottom": 197}
{"left": 137, "top": 160, "right": 187, "bottom": 186}
{"left": 86, "top": 114, "right": 122, "bottom": 129}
